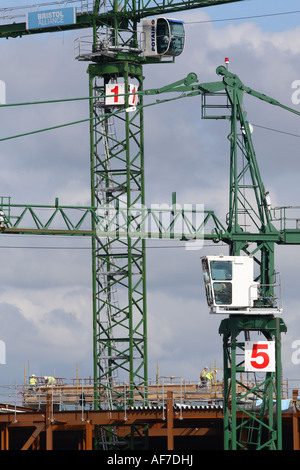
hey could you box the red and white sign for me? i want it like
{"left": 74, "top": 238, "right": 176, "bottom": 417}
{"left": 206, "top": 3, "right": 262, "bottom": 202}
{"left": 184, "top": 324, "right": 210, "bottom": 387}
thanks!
{"left": 105, "top": 83, "right": 125, "bottom": 105}
{"left": 105, "top": 83, "right": 139, "bottom": 106}
{"left": 244, "top": 341, "right": 275, "bottom": 372}
{"left": 129, "top": 84, "right": 138, "bottom": 106}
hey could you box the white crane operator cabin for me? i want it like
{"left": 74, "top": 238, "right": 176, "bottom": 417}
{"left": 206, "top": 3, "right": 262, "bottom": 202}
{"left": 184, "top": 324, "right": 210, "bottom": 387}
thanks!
{"left": 201, "top": 255, "right": 259, "bottom": 314}
{"left": 142, "top": 18, "right": 185, "bottom": 58}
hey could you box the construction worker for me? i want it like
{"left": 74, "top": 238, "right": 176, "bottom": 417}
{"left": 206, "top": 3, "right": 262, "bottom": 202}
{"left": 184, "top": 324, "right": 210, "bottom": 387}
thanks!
{"left": 29, "top": 374, "right": 37, "bottom": 394}
{"left": 44, "top": 376, "right": 56, "bottom": 386}
{"left": 206, "top": 369, "right": 217, "bottom": 384}
{"left": 29, "top": 374, "right": 37, "bottom": 386}
{"left": 200, "top": 367, "right": 208, "bottom": 387}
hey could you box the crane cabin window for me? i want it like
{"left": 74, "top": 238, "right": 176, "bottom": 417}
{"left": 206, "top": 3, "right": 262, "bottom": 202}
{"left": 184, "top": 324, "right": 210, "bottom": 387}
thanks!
{"left": 156, "top": 18, "right": 185, "bottom": 57}
{"left": 202, "top": 258, "right": 213, "bottom": 306}
{"left": 213, "top": 282, "right": 232, "bottom": 305}
{"left": 210, "top": 261, "right": 232, "bottom": 280}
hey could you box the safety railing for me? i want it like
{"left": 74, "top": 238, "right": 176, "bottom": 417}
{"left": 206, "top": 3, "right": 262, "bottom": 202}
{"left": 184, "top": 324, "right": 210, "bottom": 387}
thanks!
{"left": 253, "top": 272, "right": 283, "bottom": 313}
{"left": 272, "top": 206, "right": 300, "bottom": 232}
{"left": 74, "top": 30, "right": 144, "bottom": 61}
{"left": 0, "top": 374, "right": 292, "bottom": 415}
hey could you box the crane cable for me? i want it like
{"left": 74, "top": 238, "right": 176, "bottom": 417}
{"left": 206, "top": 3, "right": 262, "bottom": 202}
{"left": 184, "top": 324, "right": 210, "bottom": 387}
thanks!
{"left": 184, "top": 9, "right": 300, "bottom": 25}
{"left": 0, "top": 89, "right": 300, "bottom": 142}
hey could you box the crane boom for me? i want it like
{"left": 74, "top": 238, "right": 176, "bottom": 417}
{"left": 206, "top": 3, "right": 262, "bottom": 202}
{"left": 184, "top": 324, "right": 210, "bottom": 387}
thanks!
{"left": 0, "top": 0, "right": 244, "bottom": 38}
{"left": 216, "top": 65, "right": 300, "bottom": 117}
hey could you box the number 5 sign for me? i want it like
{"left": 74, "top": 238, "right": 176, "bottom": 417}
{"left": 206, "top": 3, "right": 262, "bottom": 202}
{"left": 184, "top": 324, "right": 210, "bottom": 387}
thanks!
{"left": 244, "top": 341, "right": 275, "bottom": 372}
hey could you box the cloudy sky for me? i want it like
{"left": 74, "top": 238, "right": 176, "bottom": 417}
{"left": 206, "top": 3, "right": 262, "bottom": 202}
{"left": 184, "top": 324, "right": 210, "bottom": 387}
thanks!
{"left": 0, "top": 0, "right": 300, "bottom": 397}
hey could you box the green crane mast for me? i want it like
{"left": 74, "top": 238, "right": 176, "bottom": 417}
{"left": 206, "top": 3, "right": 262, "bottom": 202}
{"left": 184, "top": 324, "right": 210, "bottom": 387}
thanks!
{"left": 173, "top": 66, "right": 299, "bottom": 450}
{"left": 200, "top": 65, "right": 290, "bottom": 450}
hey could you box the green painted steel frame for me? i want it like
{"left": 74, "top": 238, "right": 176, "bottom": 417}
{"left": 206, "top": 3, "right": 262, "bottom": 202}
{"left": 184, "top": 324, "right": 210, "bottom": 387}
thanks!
{"left": 219, "top": 315, "right": 287, "bottom": 450}
{"left": 88, "top": 60, "right": 148, "bottom": 409}
{"left": 0, "top": 199, "right": 220, "bottom": 239}
{"left": 201, "top": 66, "right": 282, "bottom": 303}
{"left": 0, "top": 0, "right": 244, "bottom": 39}
{"left": 204, "top": 67, "right": 292, "bottom": 450}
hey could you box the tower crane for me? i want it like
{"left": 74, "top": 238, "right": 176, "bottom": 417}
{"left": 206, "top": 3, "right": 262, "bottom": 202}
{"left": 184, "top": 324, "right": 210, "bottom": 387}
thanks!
{"left": 0, "top": 0, "right": 298, "bottom": 451}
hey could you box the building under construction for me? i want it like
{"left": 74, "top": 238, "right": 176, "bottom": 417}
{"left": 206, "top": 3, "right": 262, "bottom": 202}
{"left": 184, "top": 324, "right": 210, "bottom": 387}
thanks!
{"left": 1, "top": 375, "right": 300, "bottom": 450}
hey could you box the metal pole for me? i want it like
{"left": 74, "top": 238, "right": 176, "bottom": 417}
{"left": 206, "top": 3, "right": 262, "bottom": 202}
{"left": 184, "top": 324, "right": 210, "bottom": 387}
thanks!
{"left": 275, "top": 316, "right": 283, "bottom": 450}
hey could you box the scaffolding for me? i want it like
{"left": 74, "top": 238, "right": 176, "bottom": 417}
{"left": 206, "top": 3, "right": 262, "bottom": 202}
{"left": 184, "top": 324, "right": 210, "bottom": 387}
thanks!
{"left": 12, "top": 373, "right": 288, "bottom": 411}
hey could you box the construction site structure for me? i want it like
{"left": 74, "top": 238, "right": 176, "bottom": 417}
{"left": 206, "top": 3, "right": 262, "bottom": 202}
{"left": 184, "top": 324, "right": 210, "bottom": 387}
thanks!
{"left": 22, "top": 373, "right": 291, "bottom": 407}
{"left": 0, "top": 375, "right": 299, "bottom": 450}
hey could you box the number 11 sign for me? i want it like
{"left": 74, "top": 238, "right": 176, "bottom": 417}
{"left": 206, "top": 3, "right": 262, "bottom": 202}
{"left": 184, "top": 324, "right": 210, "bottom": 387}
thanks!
{"left": 105, "top": 83, "right": 138, "bottom": 106}
{"left": 244, "top": 341, "right": 276, "bottom": 372}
